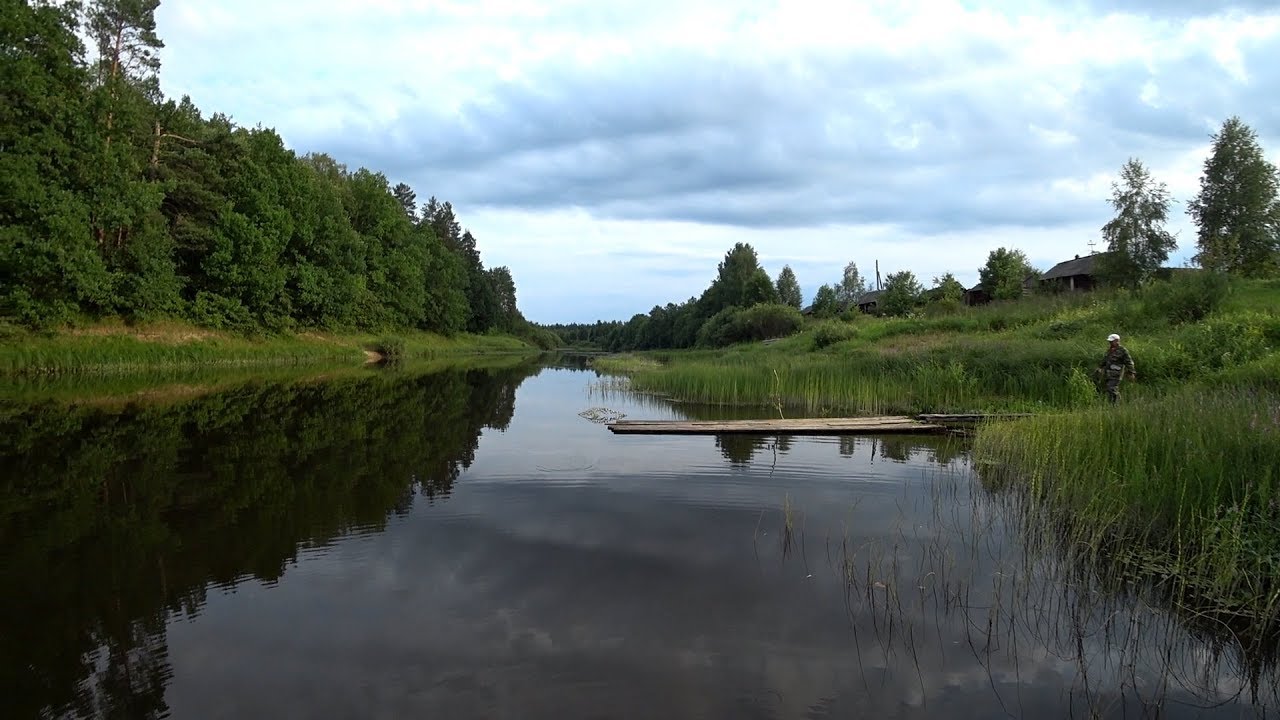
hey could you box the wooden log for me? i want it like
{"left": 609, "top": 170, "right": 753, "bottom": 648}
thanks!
{"left": 607, "top": 416, "right": 945, "bottom": 435}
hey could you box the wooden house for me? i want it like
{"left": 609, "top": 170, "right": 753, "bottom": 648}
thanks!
{"left": 856, "top": 290, "right": 884, "bottom": 313}
{"left": 1040, "top": 252, "right": 1113, "bottom": 292}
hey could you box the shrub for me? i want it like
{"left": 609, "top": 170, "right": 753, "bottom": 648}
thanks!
{"left": 695, "top": 306, "right": 743, "bottom": 347}
{"left": 1181, "top": 315, "right": 1270, "bottom": 371}
{"left": 373, "top": 335, "right": 406, "bottom": 363}
{"left": 1142, "top": 271, "right": 1229, "bottom": 324}
{"left": 186, "top": 291, "right": 257, "bottom": 333}
{"left": 1036, "top": 318, "right": 1084, "bottom": 339}
{"left": 812, "top": 321, "right": 859, "bottom": 350}
{"left": 735, "top": 303, "right": 803, "bottom": 341}
{"left": 697, "top": 304, "right": 803, "bottom": 347}
{"left": 521, "top": 326, "right": 562, "bottom": 349}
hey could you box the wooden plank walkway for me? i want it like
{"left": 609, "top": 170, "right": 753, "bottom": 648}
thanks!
{"left": 917, "top": 413, "right": 1033, "bottom": 423}
{"left": 606, "top": 416, "right": 945, "bottom": 435}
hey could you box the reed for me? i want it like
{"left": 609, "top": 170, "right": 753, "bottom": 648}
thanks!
{"left": 973, "top": 388, "right": 1280, "bottom": 632}
{"left": 618, "top": 347, "right": 1105, "bottom": 415}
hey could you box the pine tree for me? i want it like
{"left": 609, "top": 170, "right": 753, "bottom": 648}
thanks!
{"left": 392, "top": 182, "right": 417, "bottom": 222}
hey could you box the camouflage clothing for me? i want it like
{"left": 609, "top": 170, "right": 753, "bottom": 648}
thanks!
{"left": 1097, "top": 344, "right": 1135, "bottom": 403}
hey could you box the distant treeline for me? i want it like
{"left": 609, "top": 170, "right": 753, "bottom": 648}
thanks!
{"left": 2, "top": 1, "right": 549, "bottom": 343}
{"left": 545, "top": 242, "right": 804, "bottom": 351}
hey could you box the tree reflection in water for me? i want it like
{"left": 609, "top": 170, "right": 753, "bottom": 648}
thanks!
{"left": 0, "top": 361, "right": 540, "bottom": 719}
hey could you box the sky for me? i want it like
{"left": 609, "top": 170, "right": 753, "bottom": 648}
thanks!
{"left": 153, "top": 0, "right": 1280, "bottom": 324}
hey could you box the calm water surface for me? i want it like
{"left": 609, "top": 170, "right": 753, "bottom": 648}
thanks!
{"left": 1, "top": 358, "right": 1275, "bottom": 718}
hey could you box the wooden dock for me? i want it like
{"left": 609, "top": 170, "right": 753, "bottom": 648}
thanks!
{"left": 917, "top": 413, "right": 1033, "bottom": 423}
{"left": 607, "top": 416, "right": 945, "bottom": 435}
{"left": 605, "top": 414, "right": 1029, "bottom": 436}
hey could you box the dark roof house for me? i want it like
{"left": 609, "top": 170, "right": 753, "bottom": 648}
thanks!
{"left": 964, "top": 284, "right": 992, "bottom": 306}
{"left": 1041, "top": 252, "right": 1114, "bottom": 292}
{"left": 856, "top": 290, "right": 883, "bottom": 313}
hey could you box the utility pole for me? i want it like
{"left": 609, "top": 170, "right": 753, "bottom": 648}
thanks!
{"left": 875, "top": 260, "right": 881, "bottom": 291}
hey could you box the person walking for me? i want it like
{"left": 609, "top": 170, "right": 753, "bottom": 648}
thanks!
{"left": 1095, "top": 333, "right": 1136, "bottom": 404}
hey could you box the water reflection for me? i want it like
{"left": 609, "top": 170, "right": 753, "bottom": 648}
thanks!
{"left": 0, "top": 363, "right": 1274, "bottom": 718}
{"left": 712, "top": 434, "right": 970, "bottom": 469}
{"left": 0, "top": 361, "right": 540, "bottom": 719}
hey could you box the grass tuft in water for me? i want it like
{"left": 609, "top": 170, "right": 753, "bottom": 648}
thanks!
{"left": 973, "top": 389, "right": 1280, "bottom": 639}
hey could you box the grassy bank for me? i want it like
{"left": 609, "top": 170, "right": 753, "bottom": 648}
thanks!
{"left": 595, "top": 277, "right": 1280, "bottom": 414}
{"left": 0, "top": 352, "right": 543, "bottom": 407}
{"left": 0, "top": 319, "right": 537, "bottom": 376}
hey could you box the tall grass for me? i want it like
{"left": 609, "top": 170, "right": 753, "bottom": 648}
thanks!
{"left": 615, "top": 343, "right": 1114, "bottom": 414}
{"left": 0, "top": 353, "right": 541, "bottom": 407}
{"left": 0, "top": 334, "right": 360, "bottom": 375}
{"left": 973, "top": 389, "right": 1280, "bottom": 636}
{"left": 0, "top": 322, "right": 536, "bottom": 376}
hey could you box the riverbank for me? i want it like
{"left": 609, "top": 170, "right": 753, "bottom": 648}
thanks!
{"left": 593, "top": 276, "right": 1279, "bottom": 414}
{"left": 593, "top": 275, "right": 1280, "bottom": 642}
{"left": 0, "top": 319, "right": 539, "bottom": 376}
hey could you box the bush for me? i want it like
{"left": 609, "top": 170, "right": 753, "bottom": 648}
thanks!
{"left": 520, "top": 325, "right": 562, "bottom": 350}
{"left": 1036, "top": 318, "right": 1085, "bottom": 339}
{"left": 373, "top": 335, "right": 406, "bottom": 363}
{"left": 1141, "top": 271, "right": 1229, "bottom": 324}
{"left": 696, "top": 304, "right": 803, "bottom": 347}
{"left": 812, "top": 321, "right": 859, "bottom": 350}
{"left": 1181, "top": 315, "right": 1271, "bottom": 371}
{"left": 735, "top": 303, "right": 803, "bottom": 341}
{"left": 695, "top": 306, "right": 742, "bottom": 347}
{"left": 186, "top": 291, "right": 257, "bottom": 333}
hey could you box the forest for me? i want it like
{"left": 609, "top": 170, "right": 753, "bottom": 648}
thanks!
{"left": 1, "top": 0, "right": 530, "bottom": 338}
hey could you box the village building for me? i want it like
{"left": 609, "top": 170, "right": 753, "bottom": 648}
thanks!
{"left": 1040, "top": 252, "right": 1113, "bottom": 292}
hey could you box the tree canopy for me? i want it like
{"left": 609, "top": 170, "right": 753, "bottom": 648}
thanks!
{"left": 880, "top": 271, "right": 923, "bottom": 316}
{"left": 1098, "top": 158, "right": 1177, "bottom": 288}
{"left": 1188, "top": 117, "right": 1280, "bottom": 277}
{"left": 930, "top": 272, "right": 965, "bottom": 307}
{"left": 0, "top": 0, "right": 526, "bottom": 335}
{"left": 775, "top": 265, "right": 803, "bottom": 309}
{"left": 834, "top": 262, "right": 866, "bottom": 307}
{"left": 978, "top": 248, "right": 1036, "bottom": 300}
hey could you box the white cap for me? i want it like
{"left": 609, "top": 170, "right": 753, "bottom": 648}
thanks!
{"left": 1107, "top": 333, "right": 1120, "bottom": 342}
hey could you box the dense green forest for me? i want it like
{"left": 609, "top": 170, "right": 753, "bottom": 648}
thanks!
{"left": 1, "top": 0, "right": 539, "bottom": 340}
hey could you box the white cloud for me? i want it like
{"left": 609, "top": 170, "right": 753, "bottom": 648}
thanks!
{"left": 154, "top": 0, "right": 1280, "bottom": 323}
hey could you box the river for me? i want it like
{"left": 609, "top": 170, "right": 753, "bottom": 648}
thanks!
{"left": 0, "top": 356, "right": 1274, "bottom": 718}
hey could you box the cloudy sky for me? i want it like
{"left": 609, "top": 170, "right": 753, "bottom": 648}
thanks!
{"left": 154, "top": 0, "right": 1280, "bottom": 323}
